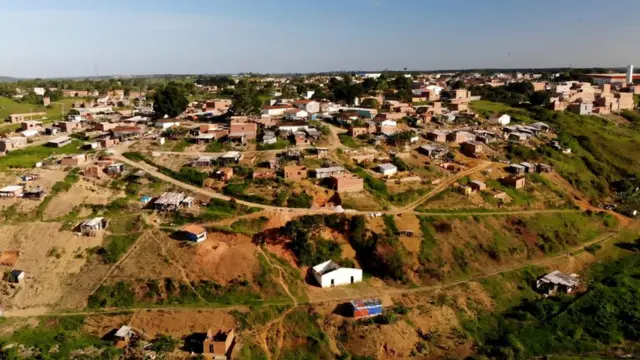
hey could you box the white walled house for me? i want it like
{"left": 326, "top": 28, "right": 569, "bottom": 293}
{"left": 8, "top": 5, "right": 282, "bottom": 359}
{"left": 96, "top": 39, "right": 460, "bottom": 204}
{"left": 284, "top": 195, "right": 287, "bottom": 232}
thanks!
{"left": 293, "top": 100, "right": 320, "bottom": 114}
{"left": 312, "top": 260, "right": 363, "bottom": 288}
{"left": 154, "top": 119, "right": 181, "bottom": 129}
{"left": 262, "top": 105, "right": 292, "bottom": 117}
{"left": 377, "top": 163, "right": 398, "bottom": 176}
{"left": 380, "top": 119, "right": 397, "bottom": 128}
{"left": 492, "top": 114, "right": 511, "bottom": 125}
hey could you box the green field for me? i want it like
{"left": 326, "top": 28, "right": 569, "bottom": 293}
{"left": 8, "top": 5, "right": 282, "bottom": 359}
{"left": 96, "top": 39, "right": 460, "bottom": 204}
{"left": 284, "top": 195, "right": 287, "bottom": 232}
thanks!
{"left": 0, "top": 97, "right": 79, "bottom": 124}
{"left": 0, "top": 141, "right": 81, "bottom": 170}
{"left": 470, "top": 100, "right": 536, "bottom": 123}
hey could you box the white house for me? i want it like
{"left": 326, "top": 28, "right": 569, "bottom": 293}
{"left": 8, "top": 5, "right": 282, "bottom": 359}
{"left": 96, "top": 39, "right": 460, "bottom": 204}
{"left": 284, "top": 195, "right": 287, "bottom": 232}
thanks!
{"left": 262, "top": 105, "right": 292, "bottom": 117}
{"left": 286, "top": 110, "right": 309, "bottom": 119}
{"left": 493, "top": 114, "right": 511, "bottom": 125}
{"left": 155, "top": 119, "right": 181, "bottom": 130}
{"left": 379, "top": 119, "right": 397, "bottom": 128}
{"left": 362, "top": 73, "right": 382, "bottom": 79}
{"left": 33, "top": 87, "right": 46, "bottom": 96}
{"left": 312, "top": 260, "right": 362, "bottom": 288}
{"left": 426, "top": 85, "right": 444, "bottom": 95}
{"left": 293, "top": 100, "right": 320, "bottom": 114}
{"left": 21, "top": 129, "right": 39, "bottom": 138}
{"left": 377, "top": 163, "right": 398, "bottom": 176}
{"left": 278, "top": 124, "right": 309, "bottom": 134}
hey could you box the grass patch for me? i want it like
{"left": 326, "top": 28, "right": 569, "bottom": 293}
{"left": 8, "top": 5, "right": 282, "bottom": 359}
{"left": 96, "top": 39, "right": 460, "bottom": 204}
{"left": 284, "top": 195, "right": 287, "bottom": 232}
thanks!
{"left": 4, "top": 315, "right": 121, "bottom": 359}
{"left": 473, "top": 253, "right": 640, "bottom": 358}
{"left": 339, "top": 134, "right": 363, "bottom": 148}
{"left": 0, "top": 141, "right": 81, "bottom": 171}
{"left": 257, "top": 138, "right": 290, "bottom": 151}
{"left": 35, "top": 168, "right": 81, "bottom": 220}
{"left": 100, "top": 233, "right": 141, "bottom": 263}
{"left": 230, "top": 217, "right": 268, "bottom": 235}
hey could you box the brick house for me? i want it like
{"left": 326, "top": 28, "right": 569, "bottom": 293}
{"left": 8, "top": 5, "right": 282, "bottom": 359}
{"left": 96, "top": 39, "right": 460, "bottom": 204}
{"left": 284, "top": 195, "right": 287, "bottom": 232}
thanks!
{"left": 329, "top": 174, "right": 364, "bottom": 193}
{"left": 229, "top": 123, "right": 257, "bottom": 140}
{"left": 94, "top": 122, "right": 118, "bottom": 132}
{"left": 61, "top": 154, "right": 86, "bottom": 166}
{"left": 283, "top": 165, "right": 308, "bottom": 181}
{"left": 99, "top": 138, "right": 120, "bottom": 148}
{"left": 501, "top": 175, "right": 526, "bottom": 189}
{"left": 252, "top": 169, "right": 277, "bottom": 180}
{"left": 446, "top": 131, "right": 475, "bottom": 144}
{"left": 7, "top": 112, "right": 47, "bottom": 123}
{"left": 215, "top": 167, "right": 234, "bottom": 182}
{"left": 294, "top": 132, "right": 310, "bottom": 146}
{"left": 59, "top": 121, "right": 82, "bottom": 133}
{"left": 426, "top": 130, "right": 448, "bottom": 142}
{"left": 20, "top": 121, "right": 43, "bottom": 132}
{"left": 460, "top": 141, "right": 484, "bottom": 157}
{"left": 349, "top": 127, "right": 368, "bottom": 137}
{"left": 203, "top": 328, "right": 235, "bottom": 360}
{"left": 0, "top": 137, "right": 28, "bottom": 152}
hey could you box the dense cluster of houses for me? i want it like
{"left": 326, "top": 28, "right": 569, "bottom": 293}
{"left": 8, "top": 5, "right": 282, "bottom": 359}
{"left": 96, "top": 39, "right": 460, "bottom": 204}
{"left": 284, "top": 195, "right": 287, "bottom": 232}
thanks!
{"left": 545, "top": 81, "right": 636, "bottom": 115}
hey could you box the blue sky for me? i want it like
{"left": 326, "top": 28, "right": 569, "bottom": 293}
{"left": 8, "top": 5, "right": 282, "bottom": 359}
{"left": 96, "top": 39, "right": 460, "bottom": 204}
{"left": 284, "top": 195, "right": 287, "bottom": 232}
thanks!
{"left": 1, "top": 0, "right": 639, "bottom": 78}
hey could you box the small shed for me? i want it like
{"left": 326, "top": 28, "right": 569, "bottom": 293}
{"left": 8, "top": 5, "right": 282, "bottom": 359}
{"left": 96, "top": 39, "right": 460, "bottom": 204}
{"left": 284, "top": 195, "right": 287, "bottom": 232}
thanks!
{"left": 536, "top": 270, "right": 579, "bottom": 295}
{"left": 21, "top": 174, "right": 40, "bottom": 182}
{"left": 193, "top": 156, "right": 214, "bottom": 167}
{"left": 181, "top": 224, "right": 207, "bottom": 242}
{"left": 507, "top": 164, "right": 526, "bottom": 175}
{"left": 80, "top": 217, "right": 108, "bottom": 236}
{"left": 203, "top": 328, "right": 235, "bottom": 359}
{"left": 537, "top": 163, "right": 553, "bottom": 173}
{"left": 114, "top": 325, "right": 135, "bottom": 348}
{"left": 105, "top": 163, "right": 125, "bottom": 175}
{"left": 469, "top": 180, "right": 487, "bottom": 192}
{"left": 377, "top": 163, "right": 398, "bottom": 176}
{"left": 520, "top": 162, "right": 536, "bottom": 173}
{"left": 182, "top": 196, "right": 194, "bottom": 208}
{"left": 154, "top": 192, "right": 186, "bottom": 211}
{"left": 351, "top": 298, "right": 383, "bottom": 319}
{"left": 458, "top": 185, "right": 472, "bottom": 196}
{"left": 8, "top": 270, "right": 25, "bottom": 283}
{"left": 215, "top": 167, "right": 234, "bottom": 182}
{"left": 47, "top": 136, "right": 72, "bottom": 148}
{"left": 22, "top": 187, "right": 46, "bottom": 199}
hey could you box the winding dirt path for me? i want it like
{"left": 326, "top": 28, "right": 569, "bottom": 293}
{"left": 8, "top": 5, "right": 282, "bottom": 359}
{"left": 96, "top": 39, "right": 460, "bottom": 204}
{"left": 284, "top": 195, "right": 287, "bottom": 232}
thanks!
{"left": 6, "top": 227, "right": 629, "bottom": 319}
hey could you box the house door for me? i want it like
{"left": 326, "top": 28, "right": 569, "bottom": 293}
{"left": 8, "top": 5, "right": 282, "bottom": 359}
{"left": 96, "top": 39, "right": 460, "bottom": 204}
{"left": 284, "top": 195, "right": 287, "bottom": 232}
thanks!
{"left": 331, "top": 279, "right": 335, "bottom": 287}
{"left": 351, "top": 276, "right": 354, "bottom": 284}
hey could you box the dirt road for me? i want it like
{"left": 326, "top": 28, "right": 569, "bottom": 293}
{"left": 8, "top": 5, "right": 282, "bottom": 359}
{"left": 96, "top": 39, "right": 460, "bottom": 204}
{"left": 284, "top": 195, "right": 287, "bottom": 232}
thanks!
{"left": 390, "top": 160, "right": 494, "bottom": 213}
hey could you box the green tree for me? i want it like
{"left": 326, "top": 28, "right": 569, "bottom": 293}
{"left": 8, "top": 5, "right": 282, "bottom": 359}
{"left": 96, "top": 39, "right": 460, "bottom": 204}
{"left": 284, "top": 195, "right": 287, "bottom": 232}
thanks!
{"left": 361, "top": 98, "right": 380, "bottom": 109}
{"left": 153, "top": 82, "right": 189, "bottom": 118}
{"left": 231, "top": 80, "right": 263, "bottom": 116}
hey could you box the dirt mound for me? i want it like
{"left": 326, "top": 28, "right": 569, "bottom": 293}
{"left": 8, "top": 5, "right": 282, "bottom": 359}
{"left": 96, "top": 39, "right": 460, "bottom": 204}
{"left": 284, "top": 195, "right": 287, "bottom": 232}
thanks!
{"left": 261, "top": 212, "right": 293, "bottom": 231}
{"left": 187, "top": 232, "right": 259, "bottom": 284}
{"left": 129, "top": 309, "right": 237, "bottom": 338}
{"left": 43, "top": 180, "right": 120, "bottom": 220}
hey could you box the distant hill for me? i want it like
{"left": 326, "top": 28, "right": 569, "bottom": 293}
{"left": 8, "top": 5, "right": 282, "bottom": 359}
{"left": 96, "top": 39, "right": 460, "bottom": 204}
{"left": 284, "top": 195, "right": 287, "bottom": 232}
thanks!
{"left": 0, "top": 76, "right": 18, "bottom": 83}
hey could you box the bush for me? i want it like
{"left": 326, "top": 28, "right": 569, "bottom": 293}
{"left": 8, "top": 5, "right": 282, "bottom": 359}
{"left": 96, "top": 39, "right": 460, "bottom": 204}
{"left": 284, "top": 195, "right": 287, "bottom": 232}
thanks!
{"left": 88, "top": 281, "right": 136, "bottom": 308}
{"left": 286, "top": 192, "right": 313, "bottom": 208}
{"left": 151, "top": 334, "right": 178, "bottom": 353}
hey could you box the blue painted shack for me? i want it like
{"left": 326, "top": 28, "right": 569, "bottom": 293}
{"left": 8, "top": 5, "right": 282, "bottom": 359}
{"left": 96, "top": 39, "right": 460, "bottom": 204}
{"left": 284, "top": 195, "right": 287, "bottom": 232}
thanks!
{"left": 351, "top": 298, "right": 383, "bottom": 319}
